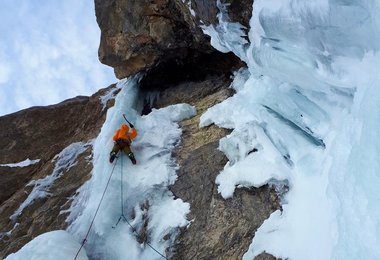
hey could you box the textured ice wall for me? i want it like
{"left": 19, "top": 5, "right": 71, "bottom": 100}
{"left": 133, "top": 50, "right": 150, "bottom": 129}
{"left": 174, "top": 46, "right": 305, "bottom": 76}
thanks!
{"left": 200, "top": 0, "right": 380, "bottom": 259}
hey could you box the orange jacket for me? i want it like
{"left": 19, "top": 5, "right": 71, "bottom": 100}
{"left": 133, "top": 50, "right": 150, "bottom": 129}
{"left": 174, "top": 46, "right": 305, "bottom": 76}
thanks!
{"left": 113, "top": 124, "right": 137, "bottom": 142}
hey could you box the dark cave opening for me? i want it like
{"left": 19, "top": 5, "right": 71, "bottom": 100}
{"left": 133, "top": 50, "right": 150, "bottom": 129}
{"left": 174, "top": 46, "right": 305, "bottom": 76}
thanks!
{"left": 139, "top": 49, "right": 244, "bottom": 115}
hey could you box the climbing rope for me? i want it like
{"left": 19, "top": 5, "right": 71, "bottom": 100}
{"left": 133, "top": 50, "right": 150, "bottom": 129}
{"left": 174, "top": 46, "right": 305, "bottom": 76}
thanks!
{"left": 123, "top": 216, "right": 168, "bottom": 260}
{"left": 113, "top": 154, "right": 128, "bottom": 227}
{"left": 74, "top": 154, "right": 168, "bottom": 260}
{"left": 73, "top": 156, "right": 119, "bottom": 260}
{"left": 113, "top": 155, "right": 168, "bottom": 260}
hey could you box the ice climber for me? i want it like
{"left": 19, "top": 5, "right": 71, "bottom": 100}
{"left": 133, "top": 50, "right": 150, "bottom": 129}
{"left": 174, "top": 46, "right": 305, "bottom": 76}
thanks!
{"left": 109, "top": 122, "right": 137, "bottom": 164}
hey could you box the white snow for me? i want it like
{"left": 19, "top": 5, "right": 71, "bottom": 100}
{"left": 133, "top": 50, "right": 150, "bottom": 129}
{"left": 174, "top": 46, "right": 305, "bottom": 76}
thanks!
{"left": 216, "top": 122, "right": 290, "bottom": 198}
{"left": 99, "top": 84, "right": 120, "bottom": 110}
{"left": 5, "top": 230, "right": 88, "bottom": 260}
{"left": 201, "top": 0, "right": 380, "bottom": 259}
{"left": 10, "top": 141, "right": 91, "bottom": 221}
{"left": 0, "top": 158, "right": 40, "bottom": 168}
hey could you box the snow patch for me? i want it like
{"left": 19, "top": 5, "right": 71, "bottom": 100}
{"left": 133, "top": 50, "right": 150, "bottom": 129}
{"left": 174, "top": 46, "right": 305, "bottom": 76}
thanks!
{"left": 10, "top": 141, "right": 91, "bottom": 221}
{"left": 5, "top": 230, "right": 88, "bottom": 260}
{"left": 216, "top": 122, "right": 290, "bottom": 198}
{"left": 0, "top": 158, "right": 40, "bottom": 168}
{"left": 99, "top": 84, "right": 120, "bottom": 110}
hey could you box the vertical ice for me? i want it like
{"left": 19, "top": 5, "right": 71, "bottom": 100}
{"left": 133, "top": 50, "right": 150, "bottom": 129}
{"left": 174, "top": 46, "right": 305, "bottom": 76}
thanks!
{"left": 200, "top": 0, "right": 380, "bottom": 259}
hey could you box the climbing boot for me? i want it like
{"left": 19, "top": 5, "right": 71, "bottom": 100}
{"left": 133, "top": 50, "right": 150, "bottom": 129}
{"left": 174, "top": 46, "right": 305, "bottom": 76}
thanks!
{"left": 128, "top": 152, "right": 137, "bottom": 165}
{"left": 109, "top": 151, "right": 117, "bottom": 163}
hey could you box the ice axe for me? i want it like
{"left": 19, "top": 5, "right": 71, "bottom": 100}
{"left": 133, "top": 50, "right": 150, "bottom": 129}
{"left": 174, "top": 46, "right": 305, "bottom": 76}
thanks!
{"left": 123, "top": 114, "right": 134, "bottom": 128}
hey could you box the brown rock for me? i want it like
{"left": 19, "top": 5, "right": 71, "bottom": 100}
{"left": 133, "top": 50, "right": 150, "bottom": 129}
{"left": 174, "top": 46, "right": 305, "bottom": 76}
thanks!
{"left": 95, "top": 0, "right": 211, "bottom": 79}
{"left": 94, "top": 0, "right": 254, "bottom": 79}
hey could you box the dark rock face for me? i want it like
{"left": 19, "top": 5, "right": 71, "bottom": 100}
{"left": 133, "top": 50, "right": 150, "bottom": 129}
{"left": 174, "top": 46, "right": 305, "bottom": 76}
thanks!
{"left": 139, "top": 51, "right": 243, "bottom": 92}
{"left": 94, "top": 0, "right": 253, "bottom": 79}
{"left": 221, "top": 0, "right": 253, "bottom": 28}
{"left": 191, "top": 0, "right": 219, "bottom": 25}
{"left": 0, "top": 85, "right": 117, "bottom": 258}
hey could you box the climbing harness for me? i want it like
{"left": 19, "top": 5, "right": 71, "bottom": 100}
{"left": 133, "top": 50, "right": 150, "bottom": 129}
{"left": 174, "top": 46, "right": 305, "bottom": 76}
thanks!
{"left": 73, "top": 154, "right": 168, "bottom": 260}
